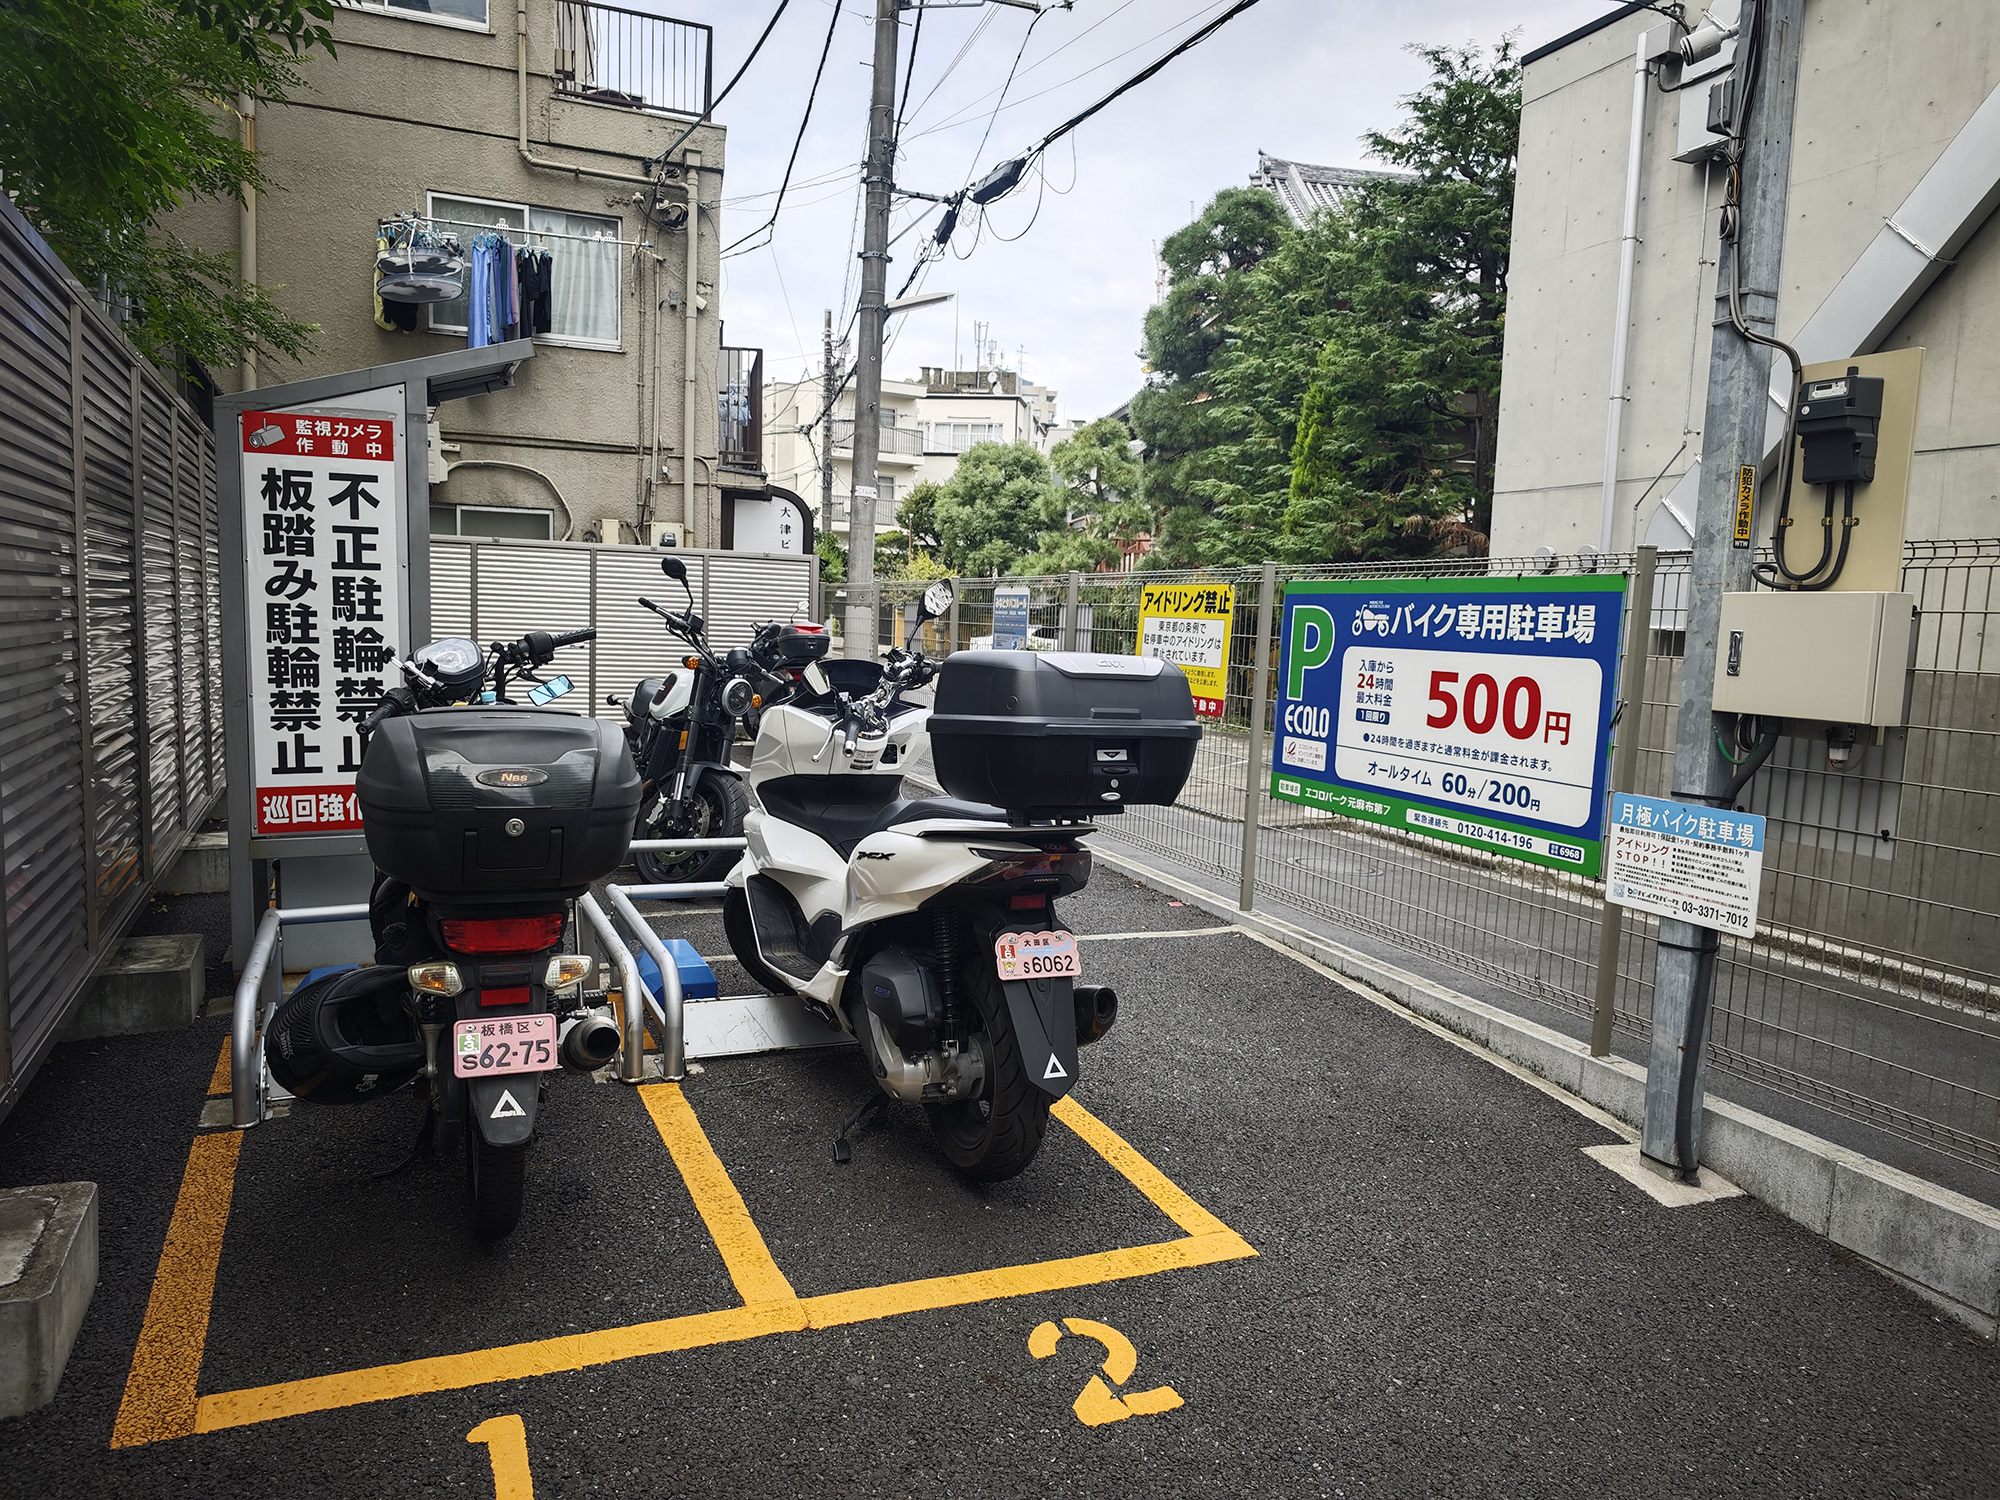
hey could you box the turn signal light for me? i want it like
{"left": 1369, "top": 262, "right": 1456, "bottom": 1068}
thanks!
{"left": 683, "top": 655, "right": 701, "bottom": 670}
{"left": 545, "top": 954, "right": 593, "bottom": 991}
{"left": 440, "top": 913, "right": 567, "bottom": 954}
{"left": 408, "top": 962, "right": 464, "bottom": 996}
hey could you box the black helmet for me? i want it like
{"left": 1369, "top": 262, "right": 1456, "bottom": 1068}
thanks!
{"left": 267, "top": 965, "right": 424, "bottom": 1105}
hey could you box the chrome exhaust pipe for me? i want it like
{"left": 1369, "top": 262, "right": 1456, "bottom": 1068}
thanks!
{"left": 559, "top": 1010, "right": 623, "bottom": 1072}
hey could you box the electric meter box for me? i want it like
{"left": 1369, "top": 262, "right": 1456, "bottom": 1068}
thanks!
{"left": 1712, "top": 591, "right": 1917, "bottom": 727}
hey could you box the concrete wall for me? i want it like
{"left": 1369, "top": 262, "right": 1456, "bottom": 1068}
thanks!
{"left": 169, "top": 0, "right": 728, "bottom": 547}
{"left": 1494, "top": 0, "right": 2000, "bottom": 555}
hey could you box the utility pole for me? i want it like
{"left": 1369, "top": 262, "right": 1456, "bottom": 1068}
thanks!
{"left": 1642, "top": 0, "right": 1805, "bottom": 1178}
{"left": 844, "top": 0, "right": 900, "bottom": 659}
{"left": 819, "top": 308, "right": 837, "bottom": 539}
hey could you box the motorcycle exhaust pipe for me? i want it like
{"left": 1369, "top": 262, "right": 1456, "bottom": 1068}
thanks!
{"left": 1074, "top": 985, "right": 1118, "bottom": 1047}
{"left": 559, "top": 1010, "right": 623, "bottom": 1072}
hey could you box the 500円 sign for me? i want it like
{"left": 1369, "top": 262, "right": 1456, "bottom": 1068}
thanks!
{"left": 238, "top": 406, "right": 406, "bottom": 836}
{"left": 1138, "top": 583, "right": 1233, "bottom": 718}
{"left": 1270, "top": 575, "right": 1627, "bottom": 875}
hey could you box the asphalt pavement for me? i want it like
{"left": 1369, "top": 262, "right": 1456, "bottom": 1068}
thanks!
{"left": 1, "top": 872, "right": 1995, "bottom": 1498}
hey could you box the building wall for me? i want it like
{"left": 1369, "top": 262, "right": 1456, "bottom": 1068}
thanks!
{"left": 168, "top": 0, "right": 729, "bottom": 547}
{"left": 1493, "top": 0, "right": 2000, "bottom": 555}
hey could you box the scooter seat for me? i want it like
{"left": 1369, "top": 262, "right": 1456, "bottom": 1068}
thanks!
{"left": 866, "top": 796, "right": 1011, "bottom": 838}
{"left": 629, "top": 677, "right": 665, "bottom": 720}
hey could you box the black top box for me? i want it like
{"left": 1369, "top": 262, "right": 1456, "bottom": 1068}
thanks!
{"left": 357, "top": 708, "right": 640, "bottom": 901}
{"left": 927, "top": 651, "right": 1201, "bottom": 814}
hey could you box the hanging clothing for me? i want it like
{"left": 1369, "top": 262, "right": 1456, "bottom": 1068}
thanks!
{"left": 467, "top": 236, "right": 495, "bottom": 349}
{"left": 519, "top": 249, "right": 554, "bottom": 337}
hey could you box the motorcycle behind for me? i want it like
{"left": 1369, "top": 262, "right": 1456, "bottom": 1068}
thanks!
{"left": 723, "top": 581, "right": 1203, "bottom": 1179}
{"left": 262, "top": 626, "right": 638, "bottom": 1239}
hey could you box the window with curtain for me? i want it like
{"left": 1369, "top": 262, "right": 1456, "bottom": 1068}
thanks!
{"left": 425, "top": 193, "right": 622, "bottom": 350}
{"left": 353, "top": 0, "right": 489, "bottom": 26}
{"left": 923, "top": 420, "right": 1005, "bottom": 454}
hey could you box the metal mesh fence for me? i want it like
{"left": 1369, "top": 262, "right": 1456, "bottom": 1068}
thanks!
{"left": 880, "top": 543, "right": 2000, "bottom": 1184}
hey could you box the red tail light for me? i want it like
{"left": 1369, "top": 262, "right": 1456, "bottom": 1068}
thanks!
{"left": 440, "top": 913, "right": 565, "bottom": 954}
{"left": 479, "top": 986, "right": 532, "bottom": 1009}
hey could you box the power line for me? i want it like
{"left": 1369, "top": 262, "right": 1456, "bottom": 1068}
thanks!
{"left": 653, "top": 0, "right": 794, "bottom": 169}
{"left": 721, "top": 0, "right": 844, "bottom": 257}
{"left": 958, "top": 6, "right": 1047, "bottom": 193}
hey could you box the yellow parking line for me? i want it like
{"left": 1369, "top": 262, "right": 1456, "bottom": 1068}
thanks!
{"left": 110, "top": 1131, "right": 243, "bottom": 1448}
{"left": 206, "top": 1038, "right": 231, "bottom": 1097}
{"left": 638, "top": 1083, "right": 799, "bottom": 1307}
{"left": 1050, "top": 1094, "right": 1235, "bottom": 1239}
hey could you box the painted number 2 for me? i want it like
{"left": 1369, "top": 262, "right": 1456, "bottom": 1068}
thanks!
{"left": 1029, "top": 1318, "right": 1184, "bottom": 1427}
{"left": 467, "top": 1415, "right": 535, "bottom": 1499}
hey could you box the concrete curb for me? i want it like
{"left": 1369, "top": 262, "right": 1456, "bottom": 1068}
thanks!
{"left": 1093, "top": 845, "right": 2000, "bottom": 1338}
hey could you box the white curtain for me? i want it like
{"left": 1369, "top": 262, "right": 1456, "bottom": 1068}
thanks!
{"left": 530, "top": 208, "right": 620, "bottom": 345}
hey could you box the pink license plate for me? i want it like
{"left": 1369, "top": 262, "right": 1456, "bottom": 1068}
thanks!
{"left": 452, "top": 1014, "right": 556, "bottom": 1078}
{"left": 994, "top": 930, "right": 1081, "bottom": 981}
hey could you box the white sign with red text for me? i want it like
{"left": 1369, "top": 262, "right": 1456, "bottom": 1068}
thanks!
{"left": 239, "top": 406, "right": 405, "bottom": 837}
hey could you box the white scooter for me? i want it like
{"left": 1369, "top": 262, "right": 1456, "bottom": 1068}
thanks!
{"left": 723, "top": 581, "right": 1201, "bottom": 1180}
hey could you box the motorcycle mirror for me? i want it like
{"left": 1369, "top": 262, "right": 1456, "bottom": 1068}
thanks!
{"left": 660, "top": 556, "right": 688, "bottom": 583}
{"left": 803, "top": 661, "right": 830, "bottom": 695}
{"left": 916, "top": 579, "right": 954, "bottom": 624}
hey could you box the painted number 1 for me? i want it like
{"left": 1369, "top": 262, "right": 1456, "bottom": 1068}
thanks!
{"left": 1029, "top": 1317, "right": 1184, "bottom": 1427}
{"left": 468, "top": 1415, "right": 535, "bottom": 1499}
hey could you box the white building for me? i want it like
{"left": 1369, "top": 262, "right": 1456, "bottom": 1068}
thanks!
{"left": 763, "top": 365, "right": 1063, "bottom": 544}
{"left": 1492, "top": 0, "right": 2000, "bottom": 555}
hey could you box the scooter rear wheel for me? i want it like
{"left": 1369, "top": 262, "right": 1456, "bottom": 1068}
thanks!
{"left": 927, "top": 957, "right": 1050, "bottom": 1181}
{"left": 466, "top": 1128, "right": 528, "bottom": 1241}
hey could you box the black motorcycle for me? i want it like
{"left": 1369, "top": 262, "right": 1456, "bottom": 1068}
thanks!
{"left": 263, "top": 627, "right": 638, "bottom": 1240}
{"left": 616, "top": 555, "right": 830, "bottom": 885}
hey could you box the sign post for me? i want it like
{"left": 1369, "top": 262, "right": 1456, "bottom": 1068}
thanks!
{"left": 1137, "top": 581, "right": 1234, "bottom": 719}
{"left": 1269, "top": 575, "right": 1628, "bottom": 877}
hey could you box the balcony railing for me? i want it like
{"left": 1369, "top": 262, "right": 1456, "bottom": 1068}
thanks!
{"left": 719, "top": 346, "right": 763, "bottom": 472}
{"left": 832, "top": 419, "right": 925, "bottom": 458}
{"left": 553, "top": 1, "right": 711, "bottom": 116}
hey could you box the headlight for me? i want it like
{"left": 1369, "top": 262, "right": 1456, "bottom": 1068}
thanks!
{"left": 721, "top": 677, "right": 756, "bottom": 716}
{"left": 545, "top": 954, "right": 593, "bottom": 992}
{"left": 408, "top": 961, "right": 464, "bottom": 996}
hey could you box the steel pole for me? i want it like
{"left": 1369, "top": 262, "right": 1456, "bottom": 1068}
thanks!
{"left": 843, "top": 0, "right": 900, "bottom": 659}
{"left": 1642, "top": 0, "right": 1806, "bottom": 1177}
{"left": 1591, "top": 544, "right": 1658, "bottom": 1055}
{"left": 1238, "top": 561, "right": 1277, "bottom": 911}
{"left": 820, "top": 308, "right": 836, "bottom": 537}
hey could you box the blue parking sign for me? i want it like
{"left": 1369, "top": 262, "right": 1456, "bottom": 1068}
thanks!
{"left": 1271, "top": 575, "right": 1629, "bottom": 876}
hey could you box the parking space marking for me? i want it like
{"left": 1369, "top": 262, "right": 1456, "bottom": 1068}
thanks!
{"left": 467, "top": 1415, "right": 536, "bottom": 1499}
{"left": 638, "top": 1083, "right": 798, "bottom": 1306}
{"left": 1030, "top": 1318, "right": 1184, "bottom": 1426}
{"left": 206, "top": 1039, "right": 231, "bottom": 1097}
{"left": 110, "top": 1131, "right": 243, "bottom": 1449}
{"left": 1075, "top": 926, "right": 1242, "bottom": 943}
{"left": 125, "top": 1076, "right": 1253, "bottom": 1444}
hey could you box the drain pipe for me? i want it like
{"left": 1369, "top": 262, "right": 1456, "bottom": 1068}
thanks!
{"left": 1598, "top": 31, "right": 1652, "bottom": 553}
{"left": 516, "top": 1, "right": 656, "bottom": 189}
{"left": 238, "top": 93, "right": 258, "bottom": 391}
{"left": 682, "top": 152, "right": 701, "bottom": 550}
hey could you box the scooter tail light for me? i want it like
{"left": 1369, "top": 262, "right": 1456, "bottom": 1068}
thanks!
{"left": 439, "top": 913, "right": 566, "bottom": 954}
{"left": 408, "top": 961, "right": 464, "bottom": 996}
{"left": 545, "top": 954, "right": 592, "bottom": 991}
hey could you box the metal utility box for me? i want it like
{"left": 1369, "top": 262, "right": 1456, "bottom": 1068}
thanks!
{"left": 1713, "top": 591, "right": 1917, "bottom": 727}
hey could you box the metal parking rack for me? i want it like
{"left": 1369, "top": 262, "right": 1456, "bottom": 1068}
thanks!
{"left": 227, "top": 838, "right": 745, "bottom": 1128}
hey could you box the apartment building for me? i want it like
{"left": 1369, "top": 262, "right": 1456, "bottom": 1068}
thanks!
{"left": 170, "top": 0, "right": 789, "bottom": 553}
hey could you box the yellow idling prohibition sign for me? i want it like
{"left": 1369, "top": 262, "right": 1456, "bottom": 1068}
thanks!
{"left": 1137, "top": 582, "right": 1234, "bottom": 718}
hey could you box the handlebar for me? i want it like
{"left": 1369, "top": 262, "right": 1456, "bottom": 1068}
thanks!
{"left": 547, "top": 627, "right": 594, "bottom": 650}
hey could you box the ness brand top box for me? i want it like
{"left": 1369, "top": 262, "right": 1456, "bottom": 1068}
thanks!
{"left": 928, "top": 652, "right": 1200, "bottom": 814}
{"left": 357, "top": 708, "right": 640, "bottom": 900}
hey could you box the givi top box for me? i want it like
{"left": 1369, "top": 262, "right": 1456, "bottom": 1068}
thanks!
{"left": 357, "top": 708, "right": 640, "bottom": 901}
{"left": 928, "top": 651, "right": 1201, "bottom": 814}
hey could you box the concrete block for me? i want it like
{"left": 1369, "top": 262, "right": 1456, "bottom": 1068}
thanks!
{"left": 1577, "top": 1053, "right": 1646, "bottom": 1126}
{"left": 160, "top": 831, "right": 228, "bottom": 895}
{"left": 1700, "top": 1098, "right": 1841, "bottom": 1236}
{"left": 1482, "top": 1012, "right": 1588, "bottom": 1095}
{"left": 67, "top": 935, "right": 202, "bottom": 1039}
{"left": 0, "top": 1182, "right": 98, "bottom": 1418}
{"left": 1827, "top": 1155, "right": 2000, "bottom": 1324}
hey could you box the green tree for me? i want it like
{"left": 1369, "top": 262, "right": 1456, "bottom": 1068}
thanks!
{"left": 931, "top": 441, "right": 1065, "bottom": 577}
{"left": 1282, "top": 38, "right": 1516, "bottom": 556}
{"left": 0, "top": 0, "right": 332, "bottom": 371}
{"left": 1023, "top": 418, "right": 1150, "bottom": 574}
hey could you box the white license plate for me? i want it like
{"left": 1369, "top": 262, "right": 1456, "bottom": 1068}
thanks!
{"left": 452, "top": 1014, "right": 556, "bottom": 1079}
{"left": 994, "top": 930, "right": 1081, "bottom": 981}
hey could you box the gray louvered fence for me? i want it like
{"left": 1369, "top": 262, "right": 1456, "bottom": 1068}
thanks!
{"left": 0, "top": 195, "right": 224, "bottom": 1120}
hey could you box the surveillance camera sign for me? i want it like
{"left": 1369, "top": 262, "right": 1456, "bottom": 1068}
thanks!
{"left": 1271, "top": 575, "right": 1628, "bottom": 875}
{"left": 238, "top": 406, "right": 406, "bottom": 837}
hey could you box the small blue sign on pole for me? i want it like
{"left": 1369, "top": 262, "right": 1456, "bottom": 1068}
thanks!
{"left": 1270, "top": 574, "right": 1629, "bottom": 876}
{"left": 992, "top": 585, "right": 1031, "bottom": 650}
{"left": 1605, "top": 793, "right": 1767, "bottom": 936}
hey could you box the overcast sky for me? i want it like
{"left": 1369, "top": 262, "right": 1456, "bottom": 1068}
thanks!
{"left": 701, "top": 0, "right": 1618, "bottom": 421}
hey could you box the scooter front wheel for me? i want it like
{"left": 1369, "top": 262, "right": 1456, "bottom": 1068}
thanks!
{"left": 635, "top": 774, "right": 747, "bottom": 887}
{"left": 466, "top": 1128, "right": 528, "bottom": 1240}
{"left": 927, "top": 956, "right": 1050, "bottom": 1182}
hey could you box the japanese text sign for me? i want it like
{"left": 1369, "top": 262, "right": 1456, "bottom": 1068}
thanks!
{"left": 1604, "top": 793, "right": 1766, "bottom": 935}
{"left": 992, "top": 585, "right": 1031, "bottom": 649}
{"left": 239, "top": 406, "right": 406, "bottom": 837}
{"left": 1138, "top": 583, "right": 1234, "bottom": 719}
{"left": 1270, "top": 575, "right": 1628, "bottom": 876}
